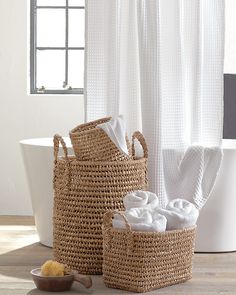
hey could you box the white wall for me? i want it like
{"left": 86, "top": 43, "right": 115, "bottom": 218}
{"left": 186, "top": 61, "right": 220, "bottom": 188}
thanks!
{"left": 225, "top": 0, "right": 236, "bottom": 73}
{"left": 0, "top": 0, "right": 84, "bottom": 215}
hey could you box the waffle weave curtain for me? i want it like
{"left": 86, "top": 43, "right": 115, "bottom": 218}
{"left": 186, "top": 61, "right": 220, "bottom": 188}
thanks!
{"left": 84, "top": 0, "right": 225, "bottom": 209}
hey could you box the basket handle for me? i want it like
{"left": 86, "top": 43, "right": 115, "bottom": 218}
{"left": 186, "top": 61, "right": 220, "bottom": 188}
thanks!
{"left": 103, "top": 211, "right": 133, "bottom": 253}
{"left": 132, "top": 131, "right": 148, "bottom": 158}
{"left": 53, "top": 134, "right": 69, "bottom": 162}
{"left": 103, "top": 210, "right": 132, "bottom": 232}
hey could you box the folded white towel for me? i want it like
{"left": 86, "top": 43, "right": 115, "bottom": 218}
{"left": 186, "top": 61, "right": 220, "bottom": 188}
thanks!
{"left": 97, "top": 115, "right": 129, "bottom": 156}
{"left": 156, "top": 198, "right": 199, "bottom": 230}
{"left": 123, "top": 191, "right": 159, "bottom": 210}
{"left": 163, "top": 146, "right": 223, "bottom": 209}
{"left": 113, "top": 208, "right": 167, "bottom": 232}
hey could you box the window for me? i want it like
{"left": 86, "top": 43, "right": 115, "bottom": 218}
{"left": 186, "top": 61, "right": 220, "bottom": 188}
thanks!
{"left": 30, "top": 0, "right": 85, "bottom": 94}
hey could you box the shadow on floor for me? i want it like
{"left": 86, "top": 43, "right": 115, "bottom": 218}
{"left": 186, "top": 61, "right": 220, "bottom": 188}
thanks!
{"left": 27, "top": 285, "right": 93, "bottom": 295}
{"left": 0, "top": 242, "right": 53, "bottom": 280}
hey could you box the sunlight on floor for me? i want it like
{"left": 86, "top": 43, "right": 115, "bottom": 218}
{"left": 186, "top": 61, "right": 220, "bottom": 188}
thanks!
{"left": 0, "top": 225, "right": 39, "bottom": 255}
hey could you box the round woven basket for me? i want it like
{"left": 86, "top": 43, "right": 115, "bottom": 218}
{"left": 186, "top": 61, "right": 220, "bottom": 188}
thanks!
{"left": 53, "top": 132, "right": 148, "bottom": 275}
{"left": 69, "top": 117, "right": 132, "bottom": 161}
{"left": 103, "top": 211, "right": 196, "bottom": 293}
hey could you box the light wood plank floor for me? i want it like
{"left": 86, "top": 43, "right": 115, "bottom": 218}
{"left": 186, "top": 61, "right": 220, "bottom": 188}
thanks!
{"left": 0, "top": 216, "right": 236, "bottom": 295}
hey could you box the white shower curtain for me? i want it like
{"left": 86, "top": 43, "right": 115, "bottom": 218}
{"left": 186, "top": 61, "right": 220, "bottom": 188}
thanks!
{"left": 85, "top": 0, "right": 225, "bottom": 209}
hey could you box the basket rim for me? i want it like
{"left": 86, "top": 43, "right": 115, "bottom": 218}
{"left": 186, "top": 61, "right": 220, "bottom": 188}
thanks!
{"left": 104, "top": 225, "right": 196, "bottom": 237}
{"left": 69, "top": 127, "right": 107, "bottom": 137}
{"left": 70, "top": 117, "right": 111, "bottom": 134}
{"left": 56, "top": 155, "right": 148, "bottom": 164}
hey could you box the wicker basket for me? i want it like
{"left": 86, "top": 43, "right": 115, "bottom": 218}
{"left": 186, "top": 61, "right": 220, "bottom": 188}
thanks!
{"left": 103, "top": 211, "right": 196, "bottom": 293}
{"left": 53, "top": 132, "right": 148, "bottom": 275}
{"left": 69, "top": 117, "right": 132, "bottom": 161}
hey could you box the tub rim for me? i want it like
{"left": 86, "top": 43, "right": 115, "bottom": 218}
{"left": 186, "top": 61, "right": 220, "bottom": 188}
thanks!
{"left": 19, "top": 137, "right": 72, "bottom": 148}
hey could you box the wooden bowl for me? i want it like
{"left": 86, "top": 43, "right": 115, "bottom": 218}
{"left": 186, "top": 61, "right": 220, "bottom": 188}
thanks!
{"left": 31, "top": 268, "right": 75, "bottom": 292}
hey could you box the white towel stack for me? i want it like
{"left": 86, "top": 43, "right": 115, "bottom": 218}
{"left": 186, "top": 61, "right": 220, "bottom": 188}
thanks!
{"left": 113, "top": 191, "right": 199, "bottom": 232}
{"left": 113, "top": 208, "right": 167, "bottom": 232}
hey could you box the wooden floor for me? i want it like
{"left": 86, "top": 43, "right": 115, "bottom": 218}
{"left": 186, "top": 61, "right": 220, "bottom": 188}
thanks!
{"left": 0, "top": 217, "right": 236, "bottom": 295}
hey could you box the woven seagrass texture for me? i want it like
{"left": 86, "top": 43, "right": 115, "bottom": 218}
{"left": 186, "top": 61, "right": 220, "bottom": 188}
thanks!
{"left": 53, "top": 133, "right": 148, "bottom": 275}
{"left": 102, "top": 211, "right": 196, "bottom": 293}
{"left": 69, "top": 117, "right": 132, "bottom": 161}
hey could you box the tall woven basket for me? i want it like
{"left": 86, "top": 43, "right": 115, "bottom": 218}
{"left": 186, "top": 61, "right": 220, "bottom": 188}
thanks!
{"left": 103, "top": 211, "right": 196, "bottom": 293}
{"left": 53, "top": 132, "right": 148, "bottom": 275}
{"left": 69, "top": 117, "right": 132, "bottom": 161}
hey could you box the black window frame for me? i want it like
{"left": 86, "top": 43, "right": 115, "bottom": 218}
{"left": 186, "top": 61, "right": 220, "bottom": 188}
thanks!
{"left": 30, "top": 0, "right": 85, "bottom": 95}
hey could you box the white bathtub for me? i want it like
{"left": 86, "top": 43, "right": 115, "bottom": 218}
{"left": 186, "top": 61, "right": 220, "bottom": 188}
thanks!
{"left": 195, "top": 139, "right": 236, "bottom": 252}
{"left": 20, "top": 138, "right": 73, "bottom": 247}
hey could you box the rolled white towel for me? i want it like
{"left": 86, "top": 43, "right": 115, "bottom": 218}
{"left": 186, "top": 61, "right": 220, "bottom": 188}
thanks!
{"left": 112, "top": 208, "right": 167, "bottom": 232}
{"left": 151, "top": 213, "right": 167, "bottom": 232}
{"left": 123, "top": 191, "right": 159, "bottom": 210}
{"left": 156, "top": 198, "right": 199, "bottom": 230}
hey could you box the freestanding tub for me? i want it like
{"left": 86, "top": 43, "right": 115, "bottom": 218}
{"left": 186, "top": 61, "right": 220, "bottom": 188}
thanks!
{"left": 20, "top": 138, "right": 73, "bottom": 247}
{"left": 195, "top": 139, "right": 236, "bottom": 252}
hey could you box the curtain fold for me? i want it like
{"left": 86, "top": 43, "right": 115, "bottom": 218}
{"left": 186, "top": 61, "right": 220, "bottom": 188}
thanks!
{"left": 85, "top": 0, "right": 225, "bottom": 209}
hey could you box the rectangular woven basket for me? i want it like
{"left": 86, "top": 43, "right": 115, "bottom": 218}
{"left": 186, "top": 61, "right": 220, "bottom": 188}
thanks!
{"left": 53, "top": 132, "right": 148, "bottom": 275}
{"left": 102, "top": 211, "right": 196, "bottom": 293}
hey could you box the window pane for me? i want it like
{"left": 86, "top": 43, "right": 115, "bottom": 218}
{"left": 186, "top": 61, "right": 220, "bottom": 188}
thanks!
{"left": 68, "top": 50, "right": 84, "bottom": 88}
{"left": 37, "top": 9, "right": 65, "bottom": 47}
{"left": 37, "top": 50, "right": 65, "bottom": 89}
{"left": 69, "top": 0, "right": 85, "bottom": 6}
{"left": 68, "top": 9, "right": 85, "bottom": 47}
{"left": 37, "top": 0, "right": 65, "bottom": 6}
